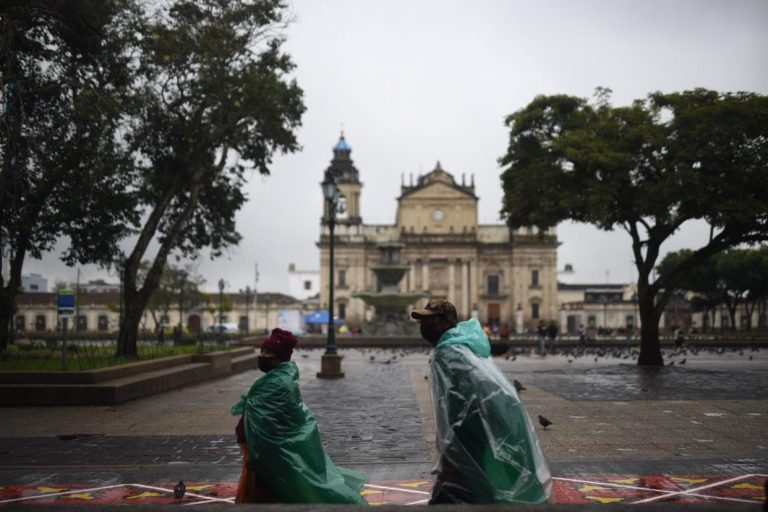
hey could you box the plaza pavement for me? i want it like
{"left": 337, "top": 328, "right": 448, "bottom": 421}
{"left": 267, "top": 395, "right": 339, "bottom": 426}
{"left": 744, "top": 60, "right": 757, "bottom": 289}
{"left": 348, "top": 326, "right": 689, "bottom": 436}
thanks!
{"left": 0, "top": 344, "right": 766, "bottom": 507}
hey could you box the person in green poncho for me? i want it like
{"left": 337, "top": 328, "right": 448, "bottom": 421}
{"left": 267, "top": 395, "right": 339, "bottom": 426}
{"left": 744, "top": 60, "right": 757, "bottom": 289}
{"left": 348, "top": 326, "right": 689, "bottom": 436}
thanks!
{"left": 231, "top": 328, "right": 367, "bottom": 504}
{"left": 411, "top": 299, "right": 553, "bottom": 504}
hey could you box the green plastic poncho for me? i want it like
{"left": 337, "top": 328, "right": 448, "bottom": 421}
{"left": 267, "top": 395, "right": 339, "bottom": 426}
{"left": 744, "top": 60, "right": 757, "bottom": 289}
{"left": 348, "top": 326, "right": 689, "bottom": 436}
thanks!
{"left": 430, "top": 318, "right": 552, "bottom": 504}
{"left": 231, "top": 361, "right": 367, "bottom": 504}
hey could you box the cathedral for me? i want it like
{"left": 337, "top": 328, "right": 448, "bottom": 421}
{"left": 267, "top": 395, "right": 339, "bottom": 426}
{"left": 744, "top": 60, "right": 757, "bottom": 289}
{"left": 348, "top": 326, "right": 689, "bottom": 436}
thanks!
{"left": 317, "top": 134, "right": 559, "bottom": 332}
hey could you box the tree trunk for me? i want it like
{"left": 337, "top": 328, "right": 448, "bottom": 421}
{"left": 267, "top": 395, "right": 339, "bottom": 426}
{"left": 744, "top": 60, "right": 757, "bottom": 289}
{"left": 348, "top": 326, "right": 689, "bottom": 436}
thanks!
{"left": 637, "top": 286, "right": 664, "bottom": 366}
{"left": 0, "top": 242, "right": 26, "bottom": 352}
{"left": 0, "top": 289, "right": 13, "bottom": 352}
{"left": 114, "top": 171, "right": 207, "bottom": 357}
{"left": 116, "top": 280, "right": 153, "bottom": 357}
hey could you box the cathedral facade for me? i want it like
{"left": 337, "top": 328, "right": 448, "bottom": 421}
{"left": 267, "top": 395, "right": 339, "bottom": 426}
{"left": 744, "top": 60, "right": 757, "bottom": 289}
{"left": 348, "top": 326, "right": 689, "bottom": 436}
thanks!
{"left": 318, "top": 134, "right": 559, "bottom": 331}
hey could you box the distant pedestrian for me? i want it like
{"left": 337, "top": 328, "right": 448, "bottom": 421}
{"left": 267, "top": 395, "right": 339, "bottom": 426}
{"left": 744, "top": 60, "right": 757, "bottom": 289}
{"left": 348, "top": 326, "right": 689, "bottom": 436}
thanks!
{"left": 578, "top": 324, "right": 586, "bottom": 348}
{"left": 537, "top": 320, "right": 547, "bottom": 354}
{"left": 412, "top": 298, "right": 552, "bottom": 504}
{"left": 157, "top": 325, "right": 165, "bottom": 344}
{"left": 546, "top": 321, "right": 558, "bottom": 352}
{"left": 172, "top": 325, "right": 182, "bottom": 344}
{"left": 673, "top": 327, "right": 685, "bottom": 351}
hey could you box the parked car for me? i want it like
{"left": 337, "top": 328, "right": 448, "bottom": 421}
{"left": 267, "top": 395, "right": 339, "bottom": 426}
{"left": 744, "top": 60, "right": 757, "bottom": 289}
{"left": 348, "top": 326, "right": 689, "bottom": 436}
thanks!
{"left": 207, "top": 323, "right": 240, "bottom": 334}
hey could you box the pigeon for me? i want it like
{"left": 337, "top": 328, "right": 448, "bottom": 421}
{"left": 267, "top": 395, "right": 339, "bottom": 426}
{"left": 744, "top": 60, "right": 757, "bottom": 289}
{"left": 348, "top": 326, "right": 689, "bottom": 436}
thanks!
{"left": 668, "top": 360, "right": 675, "bottom": 366}
{"left": 512, "top": 355, "right": 517, "bottom": 361}
{"left": 513, "top": 379, "right": 526, "bottom": 392}
{"left": 679, "top": 358, "right": 686, "bottom": 365}
{"left": 174, "top": 480, "right": 186, "bottom": 499}
{"left": 538, "top": 415, "right": 553, "bottom": 429}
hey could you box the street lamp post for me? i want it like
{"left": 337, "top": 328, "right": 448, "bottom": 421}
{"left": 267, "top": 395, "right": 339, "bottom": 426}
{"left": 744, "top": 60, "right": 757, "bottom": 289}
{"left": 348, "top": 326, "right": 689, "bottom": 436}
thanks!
{"left": 218, "top": 278, "right": 225, "bottom": 343}
{"left": 242, "top": 286, "right": 252, "bottom": 335}
{"left": 317, "top": 172, "right": 344, "bottom": 378}
{"left": 178, "top": 270, "right": 187, "bottom": 332}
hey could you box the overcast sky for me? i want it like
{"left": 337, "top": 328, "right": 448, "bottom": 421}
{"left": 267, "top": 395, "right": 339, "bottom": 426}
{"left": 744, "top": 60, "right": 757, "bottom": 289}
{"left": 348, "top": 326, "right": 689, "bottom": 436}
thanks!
{"left": 21, "top": 0, "right": 768, "bottom": 294}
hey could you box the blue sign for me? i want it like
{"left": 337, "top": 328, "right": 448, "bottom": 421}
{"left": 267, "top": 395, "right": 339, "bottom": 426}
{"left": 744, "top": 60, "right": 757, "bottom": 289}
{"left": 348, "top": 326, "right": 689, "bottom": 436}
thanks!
{"left": 58, "top": 289, "right": 76, "bottom": 317}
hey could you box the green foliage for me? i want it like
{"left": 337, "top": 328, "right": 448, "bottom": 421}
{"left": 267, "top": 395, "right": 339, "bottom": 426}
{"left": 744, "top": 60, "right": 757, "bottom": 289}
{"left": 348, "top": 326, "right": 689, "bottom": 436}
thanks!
{"left": 500, "top": 88, "right": 768, "bottom": 364}
{"left": 0, "top": 340, "right": 234, "bottom": 372}
{"left": 0, "top": 0, "right": 140, "bottom": 351}
{"left": 659, "top": 247, "right": 768, "bottom": 329}
{"left": 115, "top": 0, "right": 304, "bottom": 357}
{"left": 145, "top": 262, "right": 205, "bottom": 326}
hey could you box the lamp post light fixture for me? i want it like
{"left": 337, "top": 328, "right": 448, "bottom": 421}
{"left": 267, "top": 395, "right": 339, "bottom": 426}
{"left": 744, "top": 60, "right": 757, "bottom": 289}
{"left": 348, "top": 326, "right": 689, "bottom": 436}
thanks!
{"left": 317, "top": 172, "right": 344, "bottom": 378}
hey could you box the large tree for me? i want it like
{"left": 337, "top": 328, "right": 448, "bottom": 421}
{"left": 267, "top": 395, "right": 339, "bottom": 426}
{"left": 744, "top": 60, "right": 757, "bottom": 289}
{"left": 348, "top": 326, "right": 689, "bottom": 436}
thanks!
{"left": 115, "top": 0, "right": 304, "bottom": 356}
{"left": 0, "top": 1, "right": 138, "bottom": 352}
{"left": 500, "top": 89, "right": 768, "bottom": 365}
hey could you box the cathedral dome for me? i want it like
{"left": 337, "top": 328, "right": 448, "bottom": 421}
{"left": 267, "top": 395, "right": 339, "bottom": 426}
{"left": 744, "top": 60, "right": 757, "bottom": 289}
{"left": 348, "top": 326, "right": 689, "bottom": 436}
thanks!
{"left": 333, "top": 133, "right": 351, "bottom": 153}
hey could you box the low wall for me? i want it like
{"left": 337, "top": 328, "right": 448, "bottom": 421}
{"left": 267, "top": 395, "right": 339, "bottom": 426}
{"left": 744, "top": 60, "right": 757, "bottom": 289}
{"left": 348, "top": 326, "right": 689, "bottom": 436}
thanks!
{"left": 0, "top": 347, "right": 256, "bottom": 406}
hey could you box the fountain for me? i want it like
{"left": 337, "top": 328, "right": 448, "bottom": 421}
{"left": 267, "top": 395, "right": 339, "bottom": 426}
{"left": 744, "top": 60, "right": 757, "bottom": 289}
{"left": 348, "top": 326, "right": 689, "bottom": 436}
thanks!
{"left": 353, "top": 244, "right": 428, "bottom": 336}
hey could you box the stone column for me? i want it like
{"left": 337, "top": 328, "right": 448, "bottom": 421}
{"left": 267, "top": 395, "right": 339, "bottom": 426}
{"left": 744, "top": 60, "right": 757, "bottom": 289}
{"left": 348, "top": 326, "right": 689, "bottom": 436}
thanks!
{"left": 461, "top": 260, "right": 469, "bottom": 316}
{"left": 422, "top": 261, "right": 429, "bottom": 292}
{"left": 448, "top": 261, "right": 456, "bottom": 304}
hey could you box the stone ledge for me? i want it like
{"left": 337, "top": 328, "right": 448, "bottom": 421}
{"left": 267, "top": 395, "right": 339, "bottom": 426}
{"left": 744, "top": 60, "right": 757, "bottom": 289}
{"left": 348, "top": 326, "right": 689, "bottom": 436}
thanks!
{"left": 0, "top": 347, "right": 256, "bottom": 406}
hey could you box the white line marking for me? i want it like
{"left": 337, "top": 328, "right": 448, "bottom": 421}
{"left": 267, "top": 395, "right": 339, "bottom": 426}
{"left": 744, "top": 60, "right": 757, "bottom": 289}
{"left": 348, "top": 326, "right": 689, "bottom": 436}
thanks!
{"left": 553, "top": 477, "right": 675, "bottom": 495}
{"left": 130, "top": 483, "right": 235, "bottom": 503}
{"left": 364, "top": 483, "right": 431, "bottom": 495}
{"left": 630, "top": 474, "right": 754, "bottom": 504}
{"left": 0, "top": 484, "right": 126, "bottom": 504}
{"left": 405, "top": 498, "right": 430, "bottom": 505}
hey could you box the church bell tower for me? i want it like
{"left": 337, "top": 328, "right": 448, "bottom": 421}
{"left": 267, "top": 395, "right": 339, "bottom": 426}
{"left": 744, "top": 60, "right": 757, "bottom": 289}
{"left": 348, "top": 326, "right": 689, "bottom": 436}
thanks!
{"left": 323, "top": 132, "right": 362, "bottom": 225}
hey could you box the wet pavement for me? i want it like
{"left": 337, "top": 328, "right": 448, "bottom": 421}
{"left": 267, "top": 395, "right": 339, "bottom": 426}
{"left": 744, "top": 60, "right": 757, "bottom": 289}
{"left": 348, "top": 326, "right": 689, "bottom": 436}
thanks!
{"left": 0, "top": 344, "right": 766, "bottom": 506}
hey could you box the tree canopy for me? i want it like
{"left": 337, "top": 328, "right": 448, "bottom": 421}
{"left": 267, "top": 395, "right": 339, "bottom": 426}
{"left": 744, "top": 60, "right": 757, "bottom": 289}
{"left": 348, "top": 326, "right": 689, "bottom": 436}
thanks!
{"left": 116, "top": 0, "right": 305, "bottom": 356}
{"left": 0, "top": 0, "right": 305, "bottom": 356}
{"left": 500, "top": 88, "right": 768, "bottom": 365}
{"left": 0, "top": 0, "right": 138, "bottom": 351}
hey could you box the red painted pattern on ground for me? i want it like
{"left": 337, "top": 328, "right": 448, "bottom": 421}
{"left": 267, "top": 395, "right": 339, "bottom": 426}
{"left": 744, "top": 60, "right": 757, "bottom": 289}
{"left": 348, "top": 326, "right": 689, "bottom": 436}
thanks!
{"left": 0, "top": 475, "right": 765, "bottom": 506}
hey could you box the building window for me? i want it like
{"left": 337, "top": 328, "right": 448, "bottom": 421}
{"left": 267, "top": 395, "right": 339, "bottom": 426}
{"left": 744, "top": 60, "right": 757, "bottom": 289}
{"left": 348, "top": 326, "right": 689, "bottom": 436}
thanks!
{"left": 338, "top": 269, "right": 347, "bottom": 288}
{"left": 531, "top": 303, "right": 540, "bottom": 320}
{"left": 588, "top": 315, "right": 596, "bottom": 327}
{"left": 15, "top": 315, "right": 25, "bottom": 332}
{"left": 35, "top": 315, "right": 46, "bottom": 331}
{"left": 531, "top": 270, "right": 540, "bottom": 287}
{"left": 626, "top": 315, "right": 635, "bottom": 330}
{"left": 30, "top": 284, "right": 39, "bottom": 291}
{"left": 161, "top": 315, "right": 170, "bottom": 324}
{"left": 338, "top": 303, "right": 346, "bottom": 320}
{"left": 487, "top": 275, "right": 499, "bottom": 296}
{"left": 304, "top": 280, "right": 312, "bottom": 291}
{"left": 77, "top": 315, "right": 88, "bottom": 332}
{"left": 239, "top": 316, "right": 248, "bottom": 332}
{"left": 98, "top": 315, "right": 109, "bottom": 331}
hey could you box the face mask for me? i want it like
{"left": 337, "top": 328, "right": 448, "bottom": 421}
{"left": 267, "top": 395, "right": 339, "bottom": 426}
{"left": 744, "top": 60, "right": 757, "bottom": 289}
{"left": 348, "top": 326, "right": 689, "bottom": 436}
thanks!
{"left": 420, "top": 323, "right": 443, "bottom": 345}
{"left": 258, "top": 355, "right": 277, "bottom": 373}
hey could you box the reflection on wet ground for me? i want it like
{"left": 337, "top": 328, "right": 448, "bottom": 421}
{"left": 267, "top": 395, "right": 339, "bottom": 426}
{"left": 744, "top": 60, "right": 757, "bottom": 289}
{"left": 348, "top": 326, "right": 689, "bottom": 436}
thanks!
{"left": 496, "top": 346, "right": 768, "bottom": 401}
{"left": 503, "top": 365, "right": 768, "bottom": 401}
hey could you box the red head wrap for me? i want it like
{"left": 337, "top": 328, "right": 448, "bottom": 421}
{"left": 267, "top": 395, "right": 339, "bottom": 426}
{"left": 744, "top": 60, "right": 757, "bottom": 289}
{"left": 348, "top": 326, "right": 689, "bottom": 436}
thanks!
{"left": 261, "top": 328, "right": 298, "bottom": 362}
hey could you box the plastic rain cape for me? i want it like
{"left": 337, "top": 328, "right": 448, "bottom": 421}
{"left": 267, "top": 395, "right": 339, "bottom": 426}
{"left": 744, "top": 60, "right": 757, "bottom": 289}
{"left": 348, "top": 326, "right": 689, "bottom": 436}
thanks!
{"left": 231, "top": 361, "right": 367, "bottom": 504}
{"left": 430, "top": 318, "right": 552, "bottom": 503}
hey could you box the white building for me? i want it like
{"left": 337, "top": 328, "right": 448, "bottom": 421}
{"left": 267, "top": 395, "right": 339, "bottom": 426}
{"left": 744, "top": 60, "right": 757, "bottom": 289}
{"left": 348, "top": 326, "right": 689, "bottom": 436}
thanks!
{"left": 287, "top": 263, "right": 320, "bottom": 301}
{"left": 21, "top": 273, "right": 48, "bottom": 293}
